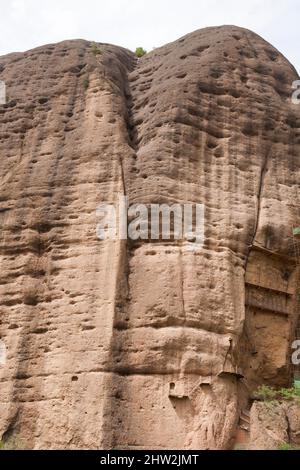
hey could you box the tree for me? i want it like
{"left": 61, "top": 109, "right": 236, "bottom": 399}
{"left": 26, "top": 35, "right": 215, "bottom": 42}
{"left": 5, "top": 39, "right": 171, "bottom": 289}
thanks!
{"left": 135, "top": 47, "right": 147, "bottom": 58}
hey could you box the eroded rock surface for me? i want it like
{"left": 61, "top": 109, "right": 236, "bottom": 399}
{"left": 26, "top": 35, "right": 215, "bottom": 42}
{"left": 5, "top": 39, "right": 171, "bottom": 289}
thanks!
{"left": 0, "top": 26, "right": 299, "bottom": 449}
{"left": 249, "top": 400, "right": 300, "bottom": 450}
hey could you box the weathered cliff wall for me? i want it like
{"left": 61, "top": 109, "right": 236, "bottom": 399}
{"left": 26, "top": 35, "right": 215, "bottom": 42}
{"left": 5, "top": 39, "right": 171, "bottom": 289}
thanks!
{"left": 249, "top": 400, "right": 300, "bottom": 450}
{"left": 0, "top": 26, "right": 299, "bottom": 449}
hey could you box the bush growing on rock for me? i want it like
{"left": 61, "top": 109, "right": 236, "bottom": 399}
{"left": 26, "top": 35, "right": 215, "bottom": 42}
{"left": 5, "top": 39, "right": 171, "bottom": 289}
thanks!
{"left": 91, "top": 43, "right": 102, "bottom": 55}
{"left": 135, "top": 47, "right": 147, "bottom": 58}
{"left": 255, "top": 385, "right": 300, "bottom": 403}
{"left": 278, "top": 443, "right": 300, "bottom": 451}
{"left": 0, "top": 436, "right": 25, "bottom": 450}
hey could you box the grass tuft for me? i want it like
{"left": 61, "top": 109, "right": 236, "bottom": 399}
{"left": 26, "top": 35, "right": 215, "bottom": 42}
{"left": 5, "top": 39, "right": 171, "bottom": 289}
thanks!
{"left": 91, "top": 43, "right": 102, "bottom": 56}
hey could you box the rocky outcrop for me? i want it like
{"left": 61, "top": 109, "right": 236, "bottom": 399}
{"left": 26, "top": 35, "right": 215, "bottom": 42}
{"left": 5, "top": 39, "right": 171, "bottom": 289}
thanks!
{"left": 0, "top": 26, "right": 299, "bottom": 449}
{"left": 249, "top": 400, "right": 300, "bottom": 450}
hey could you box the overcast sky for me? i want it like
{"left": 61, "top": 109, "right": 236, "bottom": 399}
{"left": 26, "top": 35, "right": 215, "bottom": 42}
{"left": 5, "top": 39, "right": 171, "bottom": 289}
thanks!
{"left": 0, "top": 0, "right": 299, "bottom": 72}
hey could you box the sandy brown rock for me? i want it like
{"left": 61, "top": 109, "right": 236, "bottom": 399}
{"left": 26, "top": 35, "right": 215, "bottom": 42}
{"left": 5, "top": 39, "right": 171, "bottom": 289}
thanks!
{"left": 286, "top": 401, "right": 300, "bottom": 445}
{"left": 0, "top": 26, "right": 299, "bottom": 449}
{"left": 249, "top": 401, "right": 288, "bottom": 450}
{"left": 249, "top": 400, "right": 300, "bottom": 450}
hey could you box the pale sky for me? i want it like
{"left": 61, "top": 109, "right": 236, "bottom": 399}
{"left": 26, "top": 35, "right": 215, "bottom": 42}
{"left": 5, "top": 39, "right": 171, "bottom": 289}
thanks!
{"left": 0, "top": 0, "right": 299, "bottom": 72}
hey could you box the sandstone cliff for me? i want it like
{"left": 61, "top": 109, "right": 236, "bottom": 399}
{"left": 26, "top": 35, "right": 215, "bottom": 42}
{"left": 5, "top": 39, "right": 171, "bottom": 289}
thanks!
{"left": 0, "top": 26, "right": 299, "bottom": 449}
{"left": 249, "top": 399, "right": 300, "bottom": 450}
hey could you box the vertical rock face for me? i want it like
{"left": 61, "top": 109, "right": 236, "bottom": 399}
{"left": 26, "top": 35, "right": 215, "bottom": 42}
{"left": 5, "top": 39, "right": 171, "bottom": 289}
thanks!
{"left": 0, "top": 26, "right": 299, "bottom": 449}
{"left": 249, "top": 401, "right": 300, "bottom": 450}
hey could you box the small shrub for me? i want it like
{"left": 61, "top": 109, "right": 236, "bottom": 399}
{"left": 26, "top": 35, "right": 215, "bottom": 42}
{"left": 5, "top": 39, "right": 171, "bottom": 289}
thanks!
{"left": 83, "top": 78, "right": 89, "bottom": 90}
{"left": 255, "top": 385, "right": 300, "bottom": 403}
{"left": 91, "top": 43, "right": 102, "bottom": 56}
{"left": 278, "top": 442, "right": 300, "bottom": 451}
{"left": 135, "top": 47, "right": 147, "bottom": 58}
{"left": 279, "top": 387, "right": 300, "bottom": 402}
{"left": 255, "top": 385, "right": 277, "bottom": 401}
{"left": 0, "top": 436, "right": 26, "bottom": 450}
